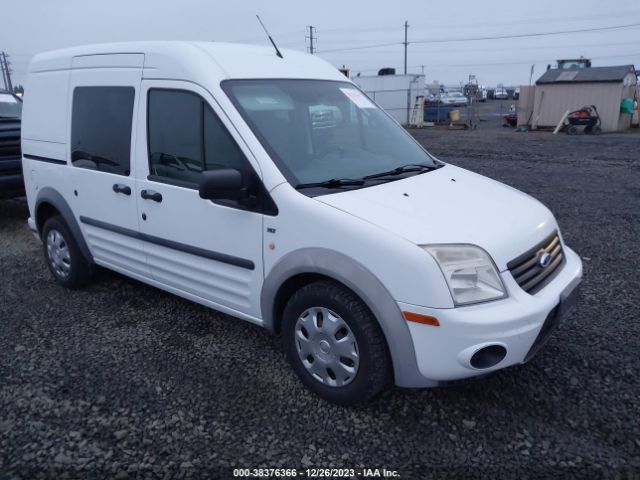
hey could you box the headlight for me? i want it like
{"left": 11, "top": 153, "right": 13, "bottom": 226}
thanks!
{"left": 422, "top": 245, "right": 507, "bottom": 306}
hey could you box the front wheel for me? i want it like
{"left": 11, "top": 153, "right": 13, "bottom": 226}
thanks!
{"left": 282, "top": 280, "right": 392, "bottom": 405}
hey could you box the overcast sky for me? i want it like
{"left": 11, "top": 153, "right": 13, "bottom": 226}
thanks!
{"left": 4, "top": 0, "right": 639, "bottom": 88}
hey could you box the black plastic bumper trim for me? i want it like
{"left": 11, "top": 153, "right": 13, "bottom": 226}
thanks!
{"left": 524, "top": 281, "right": 581, "bottom": 362}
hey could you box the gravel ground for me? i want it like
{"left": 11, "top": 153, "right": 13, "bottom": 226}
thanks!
{"left": 1, "top": 127, "right": 639, "bottom": 479}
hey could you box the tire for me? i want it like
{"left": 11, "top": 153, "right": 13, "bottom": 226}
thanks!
{"left": 282, "top": 280, "right": 392, "bottom": 405}
{"left": 591, "top": 125, "right": 602, "bottom": 135}
{"left": 42, "top": 215, "right": 93, "bottom": 288}
{"left": 567, "top": 125, "right": 579, "bottom": 135}
{"left": 584, "top": 126, "right": 592, "bottom": 134}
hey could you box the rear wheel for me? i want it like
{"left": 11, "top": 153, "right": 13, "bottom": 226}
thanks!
{"left": 42, "top": 216, "right": 93, "bottom": 288}
{"left": 591, "top": 125, "right": 602, "bottom": 135}
{"left": 282, "top": 280, "right": 392, "bottom": 405}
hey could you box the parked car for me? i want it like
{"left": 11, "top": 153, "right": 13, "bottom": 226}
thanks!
{"left": 424, "top": 93, "right": 438, "bottom": 105}
{"left": 0, "top": 89, "right": 24, "bottom": 198}
{"left": 22, "top": 42, "right": 582, "bottom": 404}
{"left": 479, "top": 86, "right": 488, "bottom": 102}
{"left": 440, "top": 91, "right": 468, "bottom": 106}
{"left": 494, "top": 87, "right": 509, "bottom": 100}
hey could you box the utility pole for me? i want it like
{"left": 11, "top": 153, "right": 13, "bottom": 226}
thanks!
{"left": 403, "top": 21, "right": 409, "bottom": 75}
{"left": 529, "top": 64, "right": 535, "bottom": 85}
{"left": 306, "top": 26, "right": 316, "bottom": 54}
{"left": 1, "top": 53, "right": 13, "bottom": 91}
{"left": 0, "top": 53, "right": 7, "bottom": 90}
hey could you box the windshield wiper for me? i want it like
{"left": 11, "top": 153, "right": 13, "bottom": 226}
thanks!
{"left": 295, "top": 178, "right": 365, "bottom": 190}
{"left": 362, "top": 163, "right": 439, "bottom": 180}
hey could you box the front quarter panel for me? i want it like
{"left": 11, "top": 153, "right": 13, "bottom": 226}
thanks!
{"left": 263, "top": 184, "right": 453, "bottom": 310}
{"left": 261, "top": 184, "right": 455, "bottom": 386}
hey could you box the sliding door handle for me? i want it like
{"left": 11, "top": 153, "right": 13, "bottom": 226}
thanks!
{"left": 112, "top": 184, "right": 131, "bottom": 195}
{"left": 141, "top": 189, "right": 163, "bottom": 203}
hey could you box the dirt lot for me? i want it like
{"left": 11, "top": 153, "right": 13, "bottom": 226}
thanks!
{"left": 1, "top": 127, "right": 639, "bottom": 479}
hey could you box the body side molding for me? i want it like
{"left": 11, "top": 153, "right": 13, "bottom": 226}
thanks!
{"left": 80, "top": 216, "right": 255, "bottom": 270}
{"left": 24, "top": 154, "right": 67, "bottom": 165}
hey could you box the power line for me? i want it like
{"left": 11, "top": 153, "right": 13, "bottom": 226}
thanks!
{"left": 425, "top": 52, "right": 640, "bottom": 68}
{"left": 319, "top": 41, "right": 400, "bottom": 54}
{"left": 351, "top": 51, "right": 640, "bottom": 75}
{"left": 297, "top": 9, "right": 640, "bottom": 37}
{"left": 317, "top": 22, "right": 640, "bottom": 54}
{"left": 323, "top": 40, "right": 638, "bottom": 56}
{"left": 411, "top": 22, "right": 640, "bottom": 44}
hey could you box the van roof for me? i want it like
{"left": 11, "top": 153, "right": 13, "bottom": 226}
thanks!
{"left": 28, "top": 41, "right": 346, "bottom": 82}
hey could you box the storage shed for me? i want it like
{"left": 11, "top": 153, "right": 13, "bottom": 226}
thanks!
{"left": 530, "top": 65, "right": 637, "bottom": 132}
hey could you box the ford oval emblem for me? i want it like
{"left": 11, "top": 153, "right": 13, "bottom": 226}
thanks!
{"left": 538, "top": 252, "right": 552, "bottom": 268}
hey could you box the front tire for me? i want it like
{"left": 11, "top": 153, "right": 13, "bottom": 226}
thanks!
{"left": 282, "top": 280, "right": 392, "bottom": 405}
{"left": 42, "top": 216, "right": 93, "bottom": 288}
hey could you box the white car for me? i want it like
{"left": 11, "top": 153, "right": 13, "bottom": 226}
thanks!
{"left": 440, "top": 91, "right": 468, "bottom": 106}
{"left": 494, "top": 87, "right": 509, "bottom": 100}
{"left": 479, "top": 86, "right": 488, "bottom": 102}
{"left": 21, "top": 42, "right": 582, "bottom": 404}
{"left": 513, "top": 87, "right": 521, "bottom": 100}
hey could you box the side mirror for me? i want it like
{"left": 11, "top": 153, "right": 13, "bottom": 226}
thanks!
{"left": 199, "top": 169, "right": 244, "bottom": 200}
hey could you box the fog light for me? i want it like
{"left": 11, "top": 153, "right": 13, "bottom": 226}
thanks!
{"left": 470, "top": 345, "right": 507, "bottom": 369}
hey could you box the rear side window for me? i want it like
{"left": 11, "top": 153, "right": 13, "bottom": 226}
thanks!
{"left": 147, "top": 89, "right": 248, "bottom": 185}
{"left": 71, "top": 87, "right": 135, "bottom": 176}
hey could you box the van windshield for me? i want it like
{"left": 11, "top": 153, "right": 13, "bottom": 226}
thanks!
{"left": 222, "top": 80, "right": 438, "bottom": 191}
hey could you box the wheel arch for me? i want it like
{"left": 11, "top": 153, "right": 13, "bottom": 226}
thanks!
{"left": 261, "top": 248, "right": 429, "bottom": 387}
{"left": 35, "top": 187, "right": 93, "bottom": 262}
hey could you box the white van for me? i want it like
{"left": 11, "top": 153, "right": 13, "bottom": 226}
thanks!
{"left": 22, "top": 42, "right": 582, "bottom": 404}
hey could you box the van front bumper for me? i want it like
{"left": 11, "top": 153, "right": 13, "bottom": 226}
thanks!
{"left": 0, "top": 173, "right": 25, "bottom": 199}
{"left": 396, "top": 246, "right": 582, "bottom": 386}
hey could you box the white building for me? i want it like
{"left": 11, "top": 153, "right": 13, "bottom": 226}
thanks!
{"left": 352, "top": 73, "right": 426, "bottom": 125}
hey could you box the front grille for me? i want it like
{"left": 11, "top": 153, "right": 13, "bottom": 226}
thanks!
{"left": 0, "top": 127, "right": 21, "bottom": 160}
{"left": 508, "top": 232, "right": 565, "bottom": 295}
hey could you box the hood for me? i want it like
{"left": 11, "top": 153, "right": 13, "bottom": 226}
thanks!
{"left": 316, "top": 164, "right": 557, "bottom": 271}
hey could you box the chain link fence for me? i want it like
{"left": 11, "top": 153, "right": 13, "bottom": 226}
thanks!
{"left": 360, "top": 87, "right": 516, "bottom": 127}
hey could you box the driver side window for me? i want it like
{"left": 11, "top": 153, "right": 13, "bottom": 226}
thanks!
{"left": 147, "top": 89, "right": 247, "bottom": 185}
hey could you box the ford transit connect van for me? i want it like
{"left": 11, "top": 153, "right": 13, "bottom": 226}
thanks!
{"left": 22, "top": 42, "right": 582, "bottom": 404}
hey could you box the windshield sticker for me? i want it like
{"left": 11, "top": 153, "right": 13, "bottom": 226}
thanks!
{"left": 340, "top": 88, "right": 375, "bottom": 109}
{"left": 255, "top": 96, "right": 280, "bottom": 105}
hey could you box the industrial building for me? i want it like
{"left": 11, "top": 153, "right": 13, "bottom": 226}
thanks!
{"left": 352, "top": 70, "right": 425, "bottom": 125}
